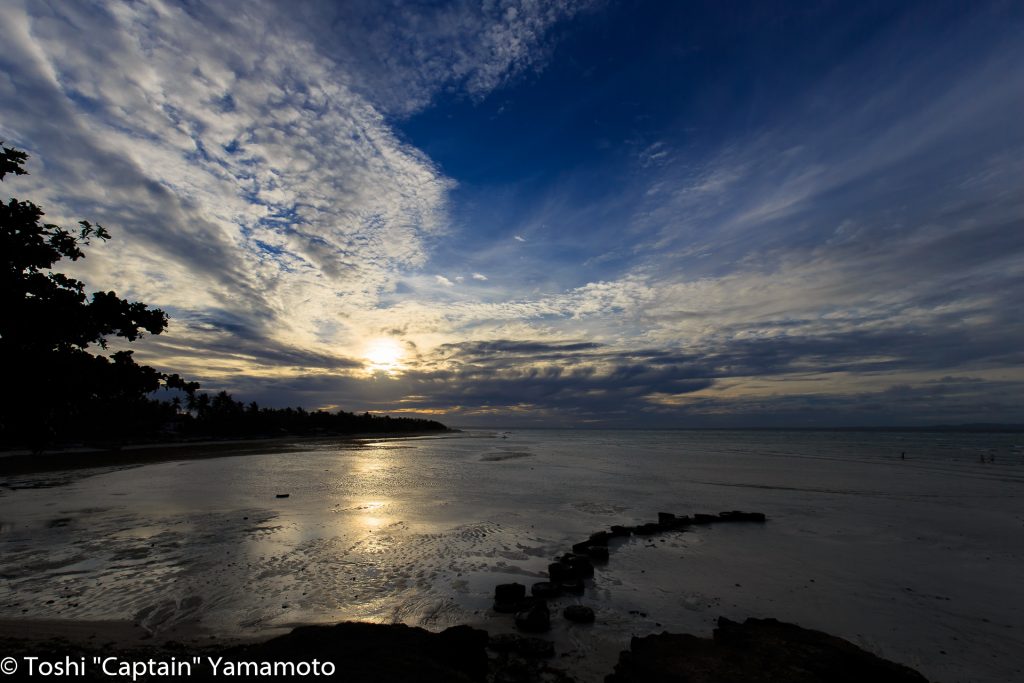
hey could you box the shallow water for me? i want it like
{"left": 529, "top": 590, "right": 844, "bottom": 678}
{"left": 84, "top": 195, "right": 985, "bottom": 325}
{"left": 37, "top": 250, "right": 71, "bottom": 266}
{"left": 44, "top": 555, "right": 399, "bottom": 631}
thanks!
{"left": 1, "top": 429, "right": 1022, "bottom": 682}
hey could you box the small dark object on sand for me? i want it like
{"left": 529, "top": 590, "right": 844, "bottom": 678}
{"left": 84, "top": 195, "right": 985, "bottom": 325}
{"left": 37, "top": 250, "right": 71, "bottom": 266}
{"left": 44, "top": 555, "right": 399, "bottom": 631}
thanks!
{"left": 495, "top": 583, "right": 526, "bottom": 601}
{"left": 494, "top": 583, "right": 527, "bottom": 613}
{"left": 563, "top": 605, "right": 596, "bottom": 624}
{"left": 275, "top": 493, "right": 290, "bottom": 498}
{"left": 718, "top": 510, "right": 767, "bottom": 523}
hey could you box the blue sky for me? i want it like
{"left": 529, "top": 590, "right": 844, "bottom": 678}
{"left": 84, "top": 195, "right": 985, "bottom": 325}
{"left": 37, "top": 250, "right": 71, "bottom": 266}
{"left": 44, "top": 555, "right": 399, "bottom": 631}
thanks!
{"left": 2, "top": 0, "right": 1022, "bottom": 427}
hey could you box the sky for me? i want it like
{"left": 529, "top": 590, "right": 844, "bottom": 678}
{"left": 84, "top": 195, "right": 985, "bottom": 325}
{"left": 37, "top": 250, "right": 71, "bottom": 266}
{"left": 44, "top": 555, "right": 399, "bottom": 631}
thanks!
{"left": 2, "top": 0, "right": 1023, "bottom": 428}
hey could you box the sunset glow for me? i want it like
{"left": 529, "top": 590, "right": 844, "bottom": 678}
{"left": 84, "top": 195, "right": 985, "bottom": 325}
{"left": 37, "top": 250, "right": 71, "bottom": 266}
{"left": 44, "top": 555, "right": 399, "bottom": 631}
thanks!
{"left": 363, "top": 338, "right": 406, "bottom": 376}
{"left": 2, "top": 1, "right": 1021, "bottom": 427}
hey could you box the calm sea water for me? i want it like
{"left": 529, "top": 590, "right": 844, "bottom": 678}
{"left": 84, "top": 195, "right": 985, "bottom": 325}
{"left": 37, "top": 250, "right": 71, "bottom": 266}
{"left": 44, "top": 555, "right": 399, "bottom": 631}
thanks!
{"left": 1, "top": 429, "right": 1022, "bottom": 681}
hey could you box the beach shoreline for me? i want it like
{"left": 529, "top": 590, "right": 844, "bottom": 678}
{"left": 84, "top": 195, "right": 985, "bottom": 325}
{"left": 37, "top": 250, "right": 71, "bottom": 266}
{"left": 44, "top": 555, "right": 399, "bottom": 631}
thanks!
{"left": 0, "top": 430, "right": 460, "bottom": 477}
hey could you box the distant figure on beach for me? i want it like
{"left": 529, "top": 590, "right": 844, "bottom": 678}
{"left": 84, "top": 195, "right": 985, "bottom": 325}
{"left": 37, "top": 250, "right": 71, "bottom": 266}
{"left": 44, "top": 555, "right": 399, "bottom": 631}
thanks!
{"left": 901, "top": 451, "right": 905, "bottom": 460}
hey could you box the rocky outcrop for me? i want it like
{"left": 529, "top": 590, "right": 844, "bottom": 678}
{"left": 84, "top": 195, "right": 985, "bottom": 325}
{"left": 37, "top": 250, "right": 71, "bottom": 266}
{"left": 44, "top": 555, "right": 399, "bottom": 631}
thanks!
{"left": 606, "top": 617, "right": 928, "bottom": 683}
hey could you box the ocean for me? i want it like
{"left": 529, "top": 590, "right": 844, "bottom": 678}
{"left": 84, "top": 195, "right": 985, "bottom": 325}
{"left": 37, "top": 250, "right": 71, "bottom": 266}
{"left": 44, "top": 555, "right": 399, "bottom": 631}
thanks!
{"left": 1, "top": 429, "right": 1021, "bottom": 681}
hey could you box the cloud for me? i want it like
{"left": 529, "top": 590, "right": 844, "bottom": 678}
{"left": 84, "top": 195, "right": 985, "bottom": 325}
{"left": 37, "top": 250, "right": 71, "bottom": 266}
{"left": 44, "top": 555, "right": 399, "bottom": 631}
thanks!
{"left": 286, "top": 0, "right": 595, "bottom": 115}
{"left": 0, "top": 0, "right": 588, "bottom": 394}
{"left": 2, "top": 1, "right": 1021, "bottom": 426}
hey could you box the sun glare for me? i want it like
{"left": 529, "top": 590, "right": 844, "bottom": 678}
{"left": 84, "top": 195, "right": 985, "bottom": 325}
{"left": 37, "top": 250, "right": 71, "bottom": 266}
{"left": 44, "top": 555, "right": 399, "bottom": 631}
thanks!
{"left": 363, "top": 338, "right": 405, "bottom": 375}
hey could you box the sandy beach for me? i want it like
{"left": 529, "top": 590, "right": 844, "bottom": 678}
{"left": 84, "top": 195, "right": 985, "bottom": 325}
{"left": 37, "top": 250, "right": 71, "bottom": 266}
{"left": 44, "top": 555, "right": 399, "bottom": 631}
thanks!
{"left": 1, "top": 429, "right": 1021, "bottom": 681}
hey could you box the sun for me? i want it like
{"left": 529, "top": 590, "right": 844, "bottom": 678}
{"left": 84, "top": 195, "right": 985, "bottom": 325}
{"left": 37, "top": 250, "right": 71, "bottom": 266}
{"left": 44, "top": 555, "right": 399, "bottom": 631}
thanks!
{"left": 363, "top": 338, "right": 405, "bottom": 375}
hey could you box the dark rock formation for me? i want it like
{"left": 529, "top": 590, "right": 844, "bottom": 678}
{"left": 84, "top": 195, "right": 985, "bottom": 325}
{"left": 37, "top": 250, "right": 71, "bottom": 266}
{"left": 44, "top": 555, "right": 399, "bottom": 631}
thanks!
{"left": 606, "top": 617, "right": 929, "bottom": 683}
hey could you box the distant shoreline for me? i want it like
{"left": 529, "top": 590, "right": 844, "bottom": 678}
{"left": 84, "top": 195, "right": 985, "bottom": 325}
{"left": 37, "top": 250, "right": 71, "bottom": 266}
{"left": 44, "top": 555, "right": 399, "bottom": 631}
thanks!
{"left": 0, "top": 430, "right": 460, "bottom": 477}
{"left": 468, "top": 424, "right": 1024, "bottom": 433}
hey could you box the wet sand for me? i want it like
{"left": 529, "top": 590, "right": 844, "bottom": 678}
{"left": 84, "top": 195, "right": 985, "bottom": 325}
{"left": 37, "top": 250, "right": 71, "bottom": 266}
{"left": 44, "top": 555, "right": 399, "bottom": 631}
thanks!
{"left": 0, "top": 429, "right": 1020, "bottom": 682}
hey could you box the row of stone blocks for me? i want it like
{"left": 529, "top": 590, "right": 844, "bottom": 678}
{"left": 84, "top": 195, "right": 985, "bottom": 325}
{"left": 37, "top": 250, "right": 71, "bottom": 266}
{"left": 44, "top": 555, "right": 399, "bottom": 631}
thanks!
{"left": 492, "top": 510, "right": 767, "bottom": 633}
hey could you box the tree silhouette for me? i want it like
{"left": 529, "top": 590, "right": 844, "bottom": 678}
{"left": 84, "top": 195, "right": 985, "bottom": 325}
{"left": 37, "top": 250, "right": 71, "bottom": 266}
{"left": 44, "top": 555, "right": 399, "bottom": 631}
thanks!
{"left": 1, "top": 143, "right": 180, "bottom": 450}
{"left": 1, "top": 143, "right": 446, "bottom": 452}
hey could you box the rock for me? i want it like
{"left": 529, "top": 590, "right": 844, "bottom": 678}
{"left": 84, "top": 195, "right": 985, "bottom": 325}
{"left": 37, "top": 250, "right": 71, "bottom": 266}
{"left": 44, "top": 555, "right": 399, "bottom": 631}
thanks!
{"left": 495, "top": 583, "right": 526, "bottom": 602}
{"left": 531, "top": 582, "right": 560, "bottom": 599}
{"left": 559, "top": 579, "right": 585, "bottom": 595}
{"left": 561, "top": 554, "right": 594, "bottom": 578}
{"left": 609, "top": 525, "right": 634, "bottom": 537}
{"left": 692, "top": 513, "right": 717, "bottom": 524}
{"left": 548, "top": 562, "right": 575, "bottom": 583}
{"left": 588, "top": 531, "right": 611, "bottom": 546}
{"left": 606, "top": 617, "right": 929, "bottom": 683}
{"left": 586, "top": 545, "right": 610, "bottom": 562}
{"left": 657, "top": 512, "right": 677, "bottom": 526}
{"left": 634, "top": 522, "right": 662, "bottom": 535}
{"left": 494, "top": 583, "right": 527, "bottom": 613}
{"left": 514, "top": 602, "right": 550, "bottom": 633}
{"left": 572, "top": 540, "right": 594, "bottom": 554}
{"left": 563, "top": 605, "right": 596, "bottom": 624}
{"left": 275, "top": 493, "right": 290, "bottom": 498}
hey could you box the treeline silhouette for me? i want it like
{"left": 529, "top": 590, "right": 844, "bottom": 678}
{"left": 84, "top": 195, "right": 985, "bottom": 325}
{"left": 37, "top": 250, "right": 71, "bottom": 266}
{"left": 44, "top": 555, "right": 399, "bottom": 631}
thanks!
{"left": 0, "top": 143, "right": 446, "bottom": 452}
{"left": 170, "top": 389, "right": 448, "bottom": 440}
